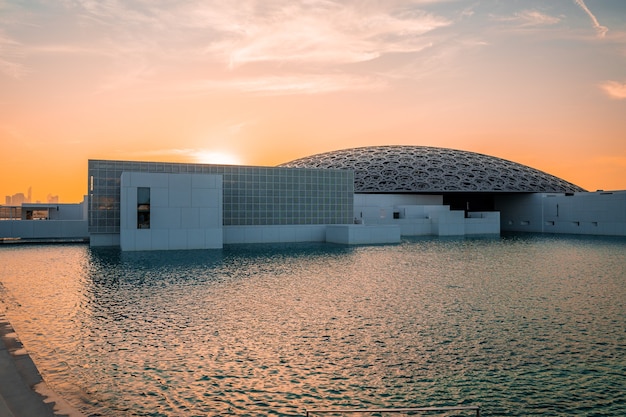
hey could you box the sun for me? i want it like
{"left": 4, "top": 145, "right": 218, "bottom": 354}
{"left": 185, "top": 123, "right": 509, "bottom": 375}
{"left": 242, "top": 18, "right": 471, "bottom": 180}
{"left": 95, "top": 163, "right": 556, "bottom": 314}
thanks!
{"left": 193, "top": 150, "right": 242, "bottom": 165}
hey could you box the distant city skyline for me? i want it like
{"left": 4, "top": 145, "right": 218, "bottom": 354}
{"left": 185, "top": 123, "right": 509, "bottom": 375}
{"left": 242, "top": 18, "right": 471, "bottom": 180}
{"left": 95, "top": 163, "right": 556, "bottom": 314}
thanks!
{"left": 4, "top": 187, "right": 59, "bottom": 206}
{"left": 1, "top": 0, "right": 625, "bottom": 203}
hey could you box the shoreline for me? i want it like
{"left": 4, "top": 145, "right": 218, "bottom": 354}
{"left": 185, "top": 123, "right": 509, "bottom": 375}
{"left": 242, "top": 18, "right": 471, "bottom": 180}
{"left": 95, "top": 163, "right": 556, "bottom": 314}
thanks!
{"left": 0, "top": 312, "right": 86, "bottom": 417}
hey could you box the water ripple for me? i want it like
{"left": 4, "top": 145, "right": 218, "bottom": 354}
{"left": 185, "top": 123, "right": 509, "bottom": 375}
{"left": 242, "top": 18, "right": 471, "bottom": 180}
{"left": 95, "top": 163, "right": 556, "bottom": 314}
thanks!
{"left": 0, "top": 235, "right": 625, "bottom": 416}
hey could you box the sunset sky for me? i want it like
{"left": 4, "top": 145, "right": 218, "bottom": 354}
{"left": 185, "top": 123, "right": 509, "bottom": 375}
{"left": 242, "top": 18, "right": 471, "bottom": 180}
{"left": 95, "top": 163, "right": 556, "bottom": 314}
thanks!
{"left": 1, "top": 0, "right": 625, "bottom": 203}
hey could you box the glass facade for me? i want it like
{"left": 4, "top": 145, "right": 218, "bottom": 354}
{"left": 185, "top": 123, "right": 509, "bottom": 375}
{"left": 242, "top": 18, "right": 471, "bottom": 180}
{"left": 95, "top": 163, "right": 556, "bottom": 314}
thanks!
{"left": 88, "top": 160, "right": 354, "bottom": 234}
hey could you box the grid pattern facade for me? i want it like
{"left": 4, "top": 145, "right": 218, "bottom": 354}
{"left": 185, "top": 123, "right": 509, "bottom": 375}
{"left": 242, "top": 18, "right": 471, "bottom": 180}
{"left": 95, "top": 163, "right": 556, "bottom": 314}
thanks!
{"left": 88, "top": 160, "right": 354, "bottom": 234}
{"left": 280, "top": 146, "right": 586, "bottom": 193}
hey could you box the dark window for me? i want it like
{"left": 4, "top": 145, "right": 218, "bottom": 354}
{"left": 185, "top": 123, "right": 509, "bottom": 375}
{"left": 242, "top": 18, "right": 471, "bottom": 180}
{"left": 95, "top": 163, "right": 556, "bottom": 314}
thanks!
{"left": 137, "top": 187, "right": 150, "bottom": 229}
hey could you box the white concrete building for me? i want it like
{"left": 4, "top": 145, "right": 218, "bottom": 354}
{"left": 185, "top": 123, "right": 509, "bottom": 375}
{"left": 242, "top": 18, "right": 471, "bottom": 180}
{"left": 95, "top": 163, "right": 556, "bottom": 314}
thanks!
{"left": 496, "top": 191, "right": 626, "bottom": 236}
{"left": 0, "top": 199, "right": 88, "bottom": 242}
{"left": 119, "top": 172, "right": 224, "bottom": 251}
{"left": 4, "top": 145, "right": 623, "bottom": 249}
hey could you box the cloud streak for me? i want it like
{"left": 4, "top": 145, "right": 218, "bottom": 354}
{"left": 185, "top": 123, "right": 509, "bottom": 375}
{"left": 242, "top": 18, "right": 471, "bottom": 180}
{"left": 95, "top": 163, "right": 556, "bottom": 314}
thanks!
{"left": 573, "top": 0, "right": 608, "bottom": 38}
{"left": 211, "top": 3, "right": 452, "bottom": 68}
{"left": 491, "top": 10, "right": 561, "bottom": 27}
{"left": 169, "top": 73, "right": 387, "bottom": 96}
{"left": 0, "top": 33, "right": 27, "bottom": 78}
{"left": 51, "top": 1, "right": 451, "bottom": 69}
{"left": 599, "top": 80, "right": 626, "bottom": 100}
{"left": 1, "top": 0, "right": 451, "bottom": 95}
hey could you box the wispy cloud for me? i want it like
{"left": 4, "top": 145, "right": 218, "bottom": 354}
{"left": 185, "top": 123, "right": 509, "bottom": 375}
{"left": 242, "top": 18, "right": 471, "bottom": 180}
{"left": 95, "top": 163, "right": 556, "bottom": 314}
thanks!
{"left": 208, "top": 3, "right": 452, "bottom": 68}
{"left": 573, "top": 0, "right": 608, "bottom": 38}
{"left": 490, "top": 9, "right": 561, "bottom": 27}
{"left": 599, "top": 80, "right": 626, "bottom": 100}
{"left": 4, "top": 0, "right": 451, "bottom": 95}
{"left": 170, "top": 73, "right": 387, "bottom": 96}
{"left": 0, "top": 33, "right": 27, "bottom": 78}
{"left": 51, "top": 1, "right": 451, "bottom": 68}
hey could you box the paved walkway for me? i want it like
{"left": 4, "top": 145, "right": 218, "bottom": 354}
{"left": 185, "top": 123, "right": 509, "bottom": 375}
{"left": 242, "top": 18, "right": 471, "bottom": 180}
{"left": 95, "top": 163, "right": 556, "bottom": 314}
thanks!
{"left": 0, "top": 316, "right": 77, "bottom": 417}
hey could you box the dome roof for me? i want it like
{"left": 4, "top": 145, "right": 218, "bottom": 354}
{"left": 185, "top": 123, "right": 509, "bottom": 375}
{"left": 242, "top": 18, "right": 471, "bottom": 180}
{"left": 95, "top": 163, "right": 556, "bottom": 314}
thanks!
{"left": 279, "top": 146, "right": 585, "bottom": 193}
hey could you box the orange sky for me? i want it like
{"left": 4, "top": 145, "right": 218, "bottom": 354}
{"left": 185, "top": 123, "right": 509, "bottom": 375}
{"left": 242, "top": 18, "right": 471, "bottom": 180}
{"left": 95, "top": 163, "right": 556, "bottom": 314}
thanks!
{"left": 1, "top": 0, "right": 625, "bottom": 203}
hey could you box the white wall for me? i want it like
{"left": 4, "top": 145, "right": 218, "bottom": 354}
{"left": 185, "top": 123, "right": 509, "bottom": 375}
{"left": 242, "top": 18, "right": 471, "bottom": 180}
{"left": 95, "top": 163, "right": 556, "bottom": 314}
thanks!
{"left": 496, "top": 191, "right": 626, "bottom": 236}
{"left": 90, "top": 233, "right": 120, "bottom": 247}
{"left": 352, "top": 193, "right": 499, "bottom": 236}
{"left": 223, "top": 225, "right": 327, "bottom": 244}
{"left": 120, "top": 172, "right": 223, "bottom": 251}
{"left": 20, "top": 200, "right": 87, "bottom": 221}
{"left": 354, "top": 194, "right": 442, "bottom": 223}
{"left": 0, "top": 220, "right": 88, "bottom": 240}
{"left": 326, "top": 225, "right": 401, "bottom": 244}
{"left": 465, "top": 212, "right": 501, "bottom": 235}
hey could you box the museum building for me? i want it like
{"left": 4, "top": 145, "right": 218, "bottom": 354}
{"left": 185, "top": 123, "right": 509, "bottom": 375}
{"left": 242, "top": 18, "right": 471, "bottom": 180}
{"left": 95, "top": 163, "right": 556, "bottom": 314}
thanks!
{"left": 2, "top": 145, "right": 623, "bottom": 249}
{"left": 83, "top": 146, "right": 626, "bottom": 251}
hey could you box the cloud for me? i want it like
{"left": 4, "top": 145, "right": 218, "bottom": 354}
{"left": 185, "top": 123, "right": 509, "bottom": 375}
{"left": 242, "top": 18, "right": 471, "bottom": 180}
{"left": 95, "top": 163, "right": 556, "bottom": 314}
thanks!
{"left": 0, "top": 0, "right": 450, "bottom": 95}
{"left": 1, "top": 0, "right": 458, "bottom": 96}
{"left": 0, "top": 33, "right": 27, "bottom": 78}
{"left": 171, "top": 73, "right": 387, "bottom": 96}
{"left": 490, "top": 10, "right": 561, "bottom": 27}
{"left": 203, "top": 2, "right": 452, "bottom": 68}
{"left": 61, "top": 1, "right": 451, "bottom": 67}
{"left": 599, "top": 80, "right": 626, "bottom": 100}
{"left": 573, "top": 0, "right": 608, "bottom": 38}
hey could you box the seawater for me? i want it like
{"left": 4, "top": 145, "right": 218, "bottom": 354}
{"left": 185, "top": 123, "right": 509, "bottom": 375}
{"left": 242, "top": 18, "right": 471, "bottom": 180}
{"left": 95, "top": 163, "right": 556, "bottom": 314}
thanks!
{"left": 0, "top": 234, "right": 625, "bottom": 416}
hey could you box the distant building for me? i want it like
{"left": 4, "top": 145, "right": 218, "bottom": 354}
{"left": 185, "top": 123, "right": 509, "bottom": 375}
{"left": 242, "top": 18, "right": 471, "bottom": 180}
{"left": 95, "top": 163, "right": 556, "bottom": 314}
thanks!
{"left": 5, "top": 187, "right": 33, "bottom": 206}
{"left": 6, "top": 193, "right": 26, "bottom": 206}
{"left": 0, "top": 199, "right": 88, "bottom": 241}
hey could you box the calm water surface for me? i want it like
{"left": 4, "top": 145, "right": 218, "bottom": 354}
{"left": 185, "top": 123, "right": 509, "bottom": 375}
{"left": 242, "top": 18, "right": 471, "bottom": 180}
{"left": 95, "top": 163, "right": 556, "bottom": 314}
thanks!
{"left": 0, "top": 234, "right": 625, "bottom": 416}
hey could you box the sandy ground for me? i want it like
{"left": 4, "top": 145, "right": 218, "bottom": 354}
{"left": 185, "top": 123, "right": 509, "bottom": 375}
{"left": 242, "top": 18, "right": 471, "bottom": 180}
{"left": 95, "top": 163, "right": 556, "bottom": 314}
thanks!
{"left": 0, "top": 313, "right": 86, "bottom": 417}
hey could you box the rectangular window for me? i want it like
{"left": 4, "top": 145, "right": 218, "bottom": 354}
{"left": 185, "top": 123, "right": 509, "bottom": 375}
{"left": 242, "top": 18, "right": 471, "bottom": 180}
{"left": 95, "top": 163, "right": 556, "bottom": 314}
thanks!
{"left": 137, "top": 187, "right": 150, "bottom": 229}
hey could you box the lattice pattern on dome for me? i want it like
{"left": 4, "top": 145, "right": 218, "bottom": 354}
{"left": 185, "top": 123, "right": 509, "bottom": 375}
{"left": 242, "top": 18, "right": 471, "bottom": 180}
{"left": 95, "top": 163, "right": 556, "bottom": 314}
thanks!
{"left": 279, "top": 146, "right": 586, "bottom": 193}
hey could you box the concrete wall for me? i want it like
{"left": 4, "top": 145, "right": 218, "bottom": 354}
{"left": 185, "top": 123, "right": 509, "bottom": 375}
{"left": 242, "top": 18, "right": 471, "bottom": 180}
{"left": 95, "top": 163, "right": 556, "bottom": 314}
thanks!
{"left": 20, "top": 201, "right": 86, "bottom": 221}
{"left": 120, "top": 172, "right": 223, "bottom": 251}
{"left": 326, "top": 225, "right": 401, "bottom": 244}
{"left": 395, "top": 218, "right": 433, "bottom": 236}
{"left": 430, "top": 210, "right": 466, "bottom": 236}
{"left": 0, "top": 220, "right": 88, "bottom": 240}
{"left": 0, "top": 199, "right": 88, "bottom": 240}
{"left": 465, "top": 212, "right": 501, "bottom": 235}
{"left": 496, "top": 191, "right": 626, "bottom": 236}
{"left": 353, "top": 195, "right": 500, "bottom": 237}
{"left": 354, "top": 194, "right": 442, "bottom": 223}
{"left": 89, "top": 233, "right": 120, "bottom": 247}
{"left": 223, "top": 225, "right": 327, "bottom": 244}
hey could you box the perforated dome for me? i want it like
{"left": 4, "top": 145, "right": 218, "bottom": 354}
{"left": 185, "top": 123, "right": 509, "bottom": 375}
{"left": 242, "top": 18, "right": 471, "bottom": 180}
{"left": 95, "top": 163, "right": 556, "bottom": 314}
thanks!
{"left": 279, "top": 146, "right": 585, "bottom": 193}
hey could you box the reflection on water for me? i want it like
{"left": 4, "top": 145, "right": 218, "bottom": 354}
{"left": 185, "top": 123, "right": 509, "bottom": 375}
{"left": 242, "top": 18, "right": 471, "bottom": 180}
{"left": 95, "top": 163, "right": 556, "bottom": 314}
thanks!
{"left": 0, "top": 234, "right": 625, "bottom": 416}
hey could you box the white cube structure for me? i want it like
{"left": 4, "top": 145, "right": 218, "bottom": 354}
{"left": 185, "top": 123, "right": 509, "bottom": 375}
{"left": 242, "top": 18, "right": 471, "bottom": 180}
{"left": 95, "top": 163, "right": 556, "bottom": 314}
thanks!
{"left": 120, "top": 172, "right": 223, "bottom": 251}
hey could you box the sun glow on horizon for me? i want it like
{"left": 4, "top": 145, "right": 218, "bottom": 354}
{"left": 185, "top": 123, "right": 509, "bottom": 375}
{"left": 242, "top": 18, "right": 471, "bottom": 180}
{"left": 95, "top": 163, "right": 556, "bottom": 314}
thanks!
{"left": 193, "top": 151, "right": 242, "bottom": 166}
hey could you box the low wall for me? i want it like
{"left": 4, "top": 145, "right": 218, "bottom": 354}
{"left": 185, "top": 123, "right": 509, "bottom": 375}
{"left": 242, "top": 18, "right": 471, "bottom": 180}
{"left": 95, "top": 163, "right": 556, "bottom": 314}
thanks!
{"left": 465, "top": 212, "right": 500, "bottom": 235}
{"left": 224, "top": 225, "right": 328, "bottom": 244}
{"left": 0, "top": 220, "right": 88, "bottom": 240}
{"left": 326, "top": 225, "right": 401, "bottom": 245}
{"left": 90, "top": 233, "right": 120, "bottom": 247}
